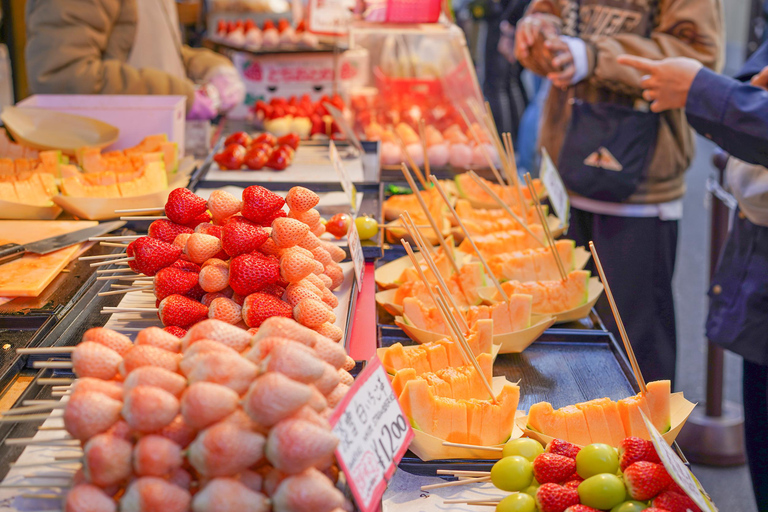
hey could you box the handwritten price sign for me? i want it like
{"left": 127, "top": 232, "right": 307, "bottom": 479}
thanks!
{"left": 330, "top": 357, "right": 413, "bottom": 512}
{"left": 330, "top": 140, "right": 357, "bottom": 213}
{"left": 347, "top": 220, "right": 365, "bottom": 289}
{"left": 540, "top": 147, "right": 570, "bottom": 228}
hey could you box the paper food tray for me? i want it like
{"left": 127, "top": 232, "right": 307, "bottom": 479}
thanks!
{"left": 0, "top": 199, "right": 62, "bottom": 220}
{"left": 515, "top": 392, "right": 696, "bottom": 448}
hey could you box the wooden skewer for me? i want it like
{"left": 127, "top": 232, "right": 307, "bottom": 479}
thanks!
{"left": 525, "top": 174, "right": 567, "bottom": 281}
{"left": 402, "top": 213, "right": 470, "bottom": 332}
{"left": 401, "top": 241, "right": 455, "bottom": 339}
{"left": 467, "top": 171, "right": 545, "bottom": 247}
{"left": 11, "top": 460, "right": 79, "bottom": 470}
{"left": 0, "top": 414, "right": 58, "bottom": 423}
{"left": 17, "top": 347, "right": 74, "bottom": 355}
{"left": 78, "top": 253, "right": 127, "bottom": 261}
{"left": 37, "top": 378, "right": 73, "bottom": 385}
{"left": 459, "top": 109, "right": 506, "bottom": 188}
{"left": 89, "top": 235, "right": 140, "bottom": 241}
{"left": 98, "top": 286, "right": 153, "bottom": 297}
{"left": 429, "top": 176, "right": 509, "bottom": 302}
{"left": 96, "top": 268, "right": 138, "bottom": 275}
{"left": 51, "top": 392, "right": 71, "bottom": 397}
{"left": 444, "top": 498, "right": 503, "bottom": 505}
{"left": 441, "top": 441, "right": 503, "bottom": 451}
{"left": 23, "top": 400, "right": 61, "bottom": 406}
{"left": 399, "top": 163, "right": 462, "bottom": 276}
{"left": 99, "top": 242, "right": 129, "bottom": 248}
{"left": 101, "top": 307, "right": 158, "bottom": 313}
{"left": 20, "top": 493, "right": 65, "bottom": 499}
{"left": 420, "top": 476, "right": 491, "bottom": 491}
{"left": 437, "top": 469, "right": 490, "bottom": 477}
{"left": 119, "top": 216, "right": 167, "bottom": 221}
{"left": 90, "top": 257, "right": 134, "bottom": 268}
{"left": 96, "top": 275, "right": 146, "bottom": 282}
{"left": 2, "top": 403, "right": 64, "bottom": 416}
{"left": 431, "top": 288, "right": 471, "bottom": 365}
{"left": 589, "top": 241, "right": 647, "bottom": 393}
{"left": 114, "top": 207, "right": 164, "bottom": 213}
{"left": 31, "top": 362, "right": 72, "bottom": 369}
{"left": 503, "top": 132, "right": 527, "bottom": 212}
{"left": 53, "top": 455, "right": 82, "bottom": 461}
{"left": 0, "top": 484, "right": 68, "bottom": 489}
{"left": 394, "top": 134, "right": 427, "bottom": 190}
{"left": 5, "top": 438, "right": 78, "bottom": 447}
{"left": 418, "top": 119, "right": 431, "bottom": 182}
{"left": 38, "top": 426, "right": 66, "bottom": 431}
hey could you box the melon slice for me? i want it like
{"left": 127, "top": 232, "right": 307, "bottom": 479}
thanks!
{"left": 0, "top": 181, "right": 18, "bottom": 202}
{"left": 501, "top": 270, "right": 590, "bottom": 314}
{"left": 0, "top": 159, "right": 14, "bottom": 177}
{"left": 598, "top": 398, "right": 627, "bottom": 446}
{"left": 402, "top": 297, "right": 449, "bottom": 335}
{"left": 423, "top": 343, "right": 449, "bottom": 372}
{"left": 617, "top": 396, "right": 653, "bottom": 440}
{"left": 454, "top": 173, "right": 543, "bottom": 211}
{"left": 576, "top": 399, "right": 614, "bottom": 445}
{"left": 561, "top": 405, "right": 592, "bottom": 446}
{"left": 527, "top": 402, "right": 568, "bottom": 440}
{"left": 643, "top": 380, "right": 671, "bottom": 433}
{"left": 458, "top": 226, "right": 546, "bottom": 257}
{"left": 489, "top": 240, "right": 576, "bottom": 282}
{"left": 458, "top": 262, "right": 485, "bottom": 305}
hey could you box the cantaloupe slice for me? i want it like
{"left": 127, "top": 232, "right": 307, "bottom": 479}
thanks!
{"left": 458, "top": 226, "right": 546, "bottom": 256}
{"left": 392, "top": 353, "right": 494, "bottom": 401}
{"left": 576, "top": 399, "right": 614, "bottom": 445}
{"left": 527, "top": 402, "right": 568, "bottom": 440}
{"left": 643, "top": 380, "right": 671, "bottom": 433}
{"left": 0, "top": 181, "right": 18, "bottom": 202}
{"left": 618, "top": 396, "right": 653, "bottom": 440}
{"left": 0, "top": 159, "right": 14, "bottom": 177}
{"left": 459, "top": 262, "right": 485, "bottom": 305}
{"left": 488, "top": 240, "right": 577, "bottom": 282}
{"left": 598, "top": 399, "right": 627, "bottom": 447}
{"left": 561, "top": 405, "right": 592, "bottom": 446}
{"left": 423, "top": 343, "right": 449, "bottom": 372}
{"left": 501, "top": 270, "right": 590, "bottom": 315}
{"left": 402, "top": 297, "right": 449, "bottom": 335}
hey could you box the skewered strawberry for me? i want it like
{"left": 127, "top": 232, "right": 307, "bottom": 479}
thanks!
{"left": 65, "top": 484, "right": 117, "bottom": 512}
{"left": 207, "top": 190, "right": 243, "bottom": 223}
{"left": 173, "top": 233, "right": 191, "bottom": 249}
{"left": 261, "top": 282, "right": 286, "bottom": 298}
{"left": 286, "top": 404, "right": 331, "bottom": 429}
{"left": 288, "top": 208, "right": 321, "bottom": 228}
{"left": 296, "top": 232, "right": 322, "bottom": 251}
{"left": 122, "top": 385, "right": 180, "bottom": 433}
{"left": 254, "top": 316, "right": 321, "bottom": 347}
{"left": 317, "top": 274, "right": 334, "bottom": 289}
{"left": 294, "top": 298, "right": 332, "bottom": 328}
{"left": 119, "top": 344, "right": 182, "bottom": 376}
{"left": 242, "top": 292, "right": 292, "bottom": 328}
{"left": 186, "top": 211, "right": 213, "bottom": 229}
{"left": 148, "top": 219, "right": 194, "bottom": 244}
{"left": 181, "top": 339, "right": 239, "bottom": 361}
{"left": 185, "top": 233, "right": 223, "bottom": 265}
{"left": 182, "top": 350, "right": 258, "bottom": 395}
{"left": 280, "top": 250, "right": 317, "bottom": 283}
{"left": 104, "top": 419, "right": 132, "bottom": 441}
{"left": 182, "top": 319, "right": 253, "bottom": 353}
{"left": 338, "top": 368, "right": 354, "bottom": 386}
{"left": 326, "top": 383, "right": 350, "bottom": 408}
{"left": 285, "top": 187, "right": 319, "bottom": 213}
{"left": 314, "top": 363, "right": 341, "bottom": 395}
{"left": 323, "top": 262, "right": 345, "bottom": 289}
{"left": 82, "top": 328, "right": 133, "bottom": 356}
{"left": 158, "top": 295, "right": 209, "bottom": 329}
{"left": 265, "top": 342, "right": 326, "bottom": 384}
{"left": 321, "top": 241, "right": 347, "bottom": 263}
{"left": 202, "top": 291, "right": 232, "bottom": 307}
{"left": 229, "top": 253, "right": 280, "bottom": 296}
{"left": 169, "top": 468, "right": 193, "bottom": 491}
{"left": 237, "top": 470, "right": 264, "bottom": 493}
{"left": 165, "top": 188, "right": 208, "bottom": 225}
{"left": 310, "top": 246, "right": 333, "bottom": 267}
{"left": 315, "top": 322, "right": 344, "bottom": 343}
{"left": 284, "top": 284, "right": 324, "bottom": 309}
{"left": 72, "top": 342, "right": 122, "bottom": 380}
{"left": 187, "top": 421, "right": 266, "bottom": 477}
{"left": 154, "top": 267, "right": 200, "bottom": 301}
{"left": 221, "top": 222, "right": 269, "bottom": 257}
{"left": 127, "top": 237, "right": 182, "bottom": 276}
{"left": 181, "top": 382, "right": 240, "bottom": 430}
{"left": 64, "top": 391, "right": 123, "bottom": 442}
{"left": 135, "top": 326, "right": 182, "bottom": 353}
{"left": 192, "top": 478, "right": 270, "bottom": 512}
{"left": 133, "top": 435, "right": 183, "bottom": 478}
{"left": 243, "top": 372, "right": 314, "bottom": 427}
{"left": 156, "top": 414, "right": 197, "bottom": 449}
{"left": 123, "top": 366, "right": 187, "bottom": 398}
{"left": 208, "top": 297, "right": 242, "bottom": 325}
{"left": 195, "top": 223, "right": 223, "bottom": 238}
{"left": 83, "top": 433, "right": 133, "bottom": 487}
{"left": 163, "top": 325, "right": 187, "bottom": 338}
{"left": 120, "top": 476, "right": 192, "bottom": 512}
{"left": 242, "top": 185, "right": 285, "bottom": 223}
{"left": 271, "top": 468, "right": 346, "bottom": 512}
{"left": 69, "top": 377, "right": 123, "bottom": 401}
{"left": 271, "top": 217, "right": 310, "bottom": 248}
{"left": 199, "top": 264, "right": 229, "bottom": 293}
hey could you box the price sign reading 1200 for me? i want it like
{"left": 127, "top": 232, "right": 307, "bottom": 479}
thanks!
{"left": 330, "top": 357, "right": 414, "bottom": 512}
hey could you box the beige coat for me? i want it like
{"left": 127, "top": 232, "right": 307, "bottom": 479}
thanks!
{"left": 25, "top": 0, "right": 231, "bottom": 111}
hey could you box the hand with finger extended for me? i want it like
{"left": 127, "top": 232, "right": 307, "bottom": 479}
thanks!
{"left": 617, "top": 54, "right": 703, "bottom": 112}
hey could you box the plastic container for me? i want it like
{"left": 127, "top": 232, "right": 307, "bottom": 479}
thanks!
{"left": 16, "top": 95, "right": 186, "bottom": 155}
{"left": 385, "top": 0, "right": 441, "bottom": 23}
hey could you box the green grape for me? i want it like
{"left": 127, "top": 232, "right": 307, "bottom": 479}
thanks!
{"left": 502, "top": 438, "right": 544, "bottom": 461}
{"left": 490, "top": 456, "right": 534, "bottom": 492}
{"left": 576, "top": 443, "right": 620, "bottom": 478}
{"left": 355, "top": 216, "right": 379, "bottom": 240}
{"left": 578, "top": 473, "right": 627, "bottom": 510}
{"left": 495, "top": 492, "right": 536, "bottom": 512}
{"left": 611, "top": 500, "right": 649, "bottom": 512}
{"left": 523, "top": 484, "right": 539, "bottom": 498}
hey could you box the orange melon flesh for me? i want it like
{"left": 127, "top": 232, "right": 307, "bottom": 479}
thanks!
{"left": 402, "top": 298, "right": 449, "bottom": 335}
{"left": 576, "top": 400, "right": 614, "bottom": 445}
{"left": 423, "top": 343, "right": 449, "bottom": 372}
{"left": 527, "top": 402, "right": 568, "bottom": 440}
{"left": 501, "top": 270, "right": 590, "bottom": 314}
{"left": 454, "top": 174, "right": 544, "bottom": 211}
{"left": 458, "top": 226, "right": 546, "bottom": 257}
{"left": 643, "top": 380, "right": 672, "bottom": 433}
{"left": 0, "top": 181, "right": 18, "bottom": 202}
{"left": 599, "top": 399, "right": 628, "bottom": 447}
{"left": 465, "top": 401, "right": 484, "bottom": 445}
{"left": 0, "top": 158, "right": 13, "bottom": 177}
{"left": 617, "top": 396, "right": 653, "bottom": 440}
{"left": 561, "top": 405, "right": 592, "bottom": 446}
{"left": 489, "top": 240, "right": 577, "bottom": 282}
{"left": 455, "top": 198, "right": 540, "bottom": 225}
{"left": 391, "top": 353, "right": 494, "bottom": 400}
{"left": 459, "top": 262, "right": 486, "bottom": 305}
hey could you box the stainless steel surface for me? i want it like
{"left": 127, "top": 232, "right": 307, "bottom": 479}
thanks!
{"left": 23, "top": 220, "right": 126, "bottom": 255}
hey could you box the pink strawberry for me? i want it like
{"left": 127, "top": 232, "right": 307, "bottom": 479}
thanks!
{"left": 311, "top": 246, "right": 333, "bottom": 267}
{"left": 326, "top": 382, "right": 349, "bottom": 408}
{"left": 69, "top": 377, "right": 123, "bottom": 402}
{"left": 314, "top": 362, "right": 341, "bottom": 394}
{"left": 242, "top": 292, "right": 292, "bottom": 328}
{"left": 243, "top": 372, "right": 314, "bottom": 427}
{"left": 285, "top": 284, "right": 322, "bottom": 308}
{"left": 533, "top": 453, "right": 577, "bottom": 484}
{"left": 182, "top": 318, "right": 252, "bottom": 352}
{"left": 297, "top": 232, "right": 322, "bottom": 251}
{"left": 338, "top": 368, "right": 354, "bottom": 386}
{"left": 72, "top": 341, "right": 122, "bottom": 380}
{"left": 619, "top": 436, "right": 662, "bottom": 471}
{"left": 154, "top": 267, "right": 199, "bottom": 300}
{"left": 185, "top": 233, "right": 222, "bottom": 264}
{"left": 120, "top": 477, "right": 191, "bottom": 512}
{"left": 123, "top": 365, "right": 187, "bottom": 397}
{"left": 310, "top": 221, "right": 325, "bottom": 237}
{"left": 119, "top": 344, "right": 182, "bottom": 375}
{"left": 318, "top": 273, "right": 333, "bottom": 288}
{"left": 536, "top": 483, "right": 580, "bottom": 512}
{"left": 266, "top": 341, "right": 326, "bottom": 384}
{"left": 321, "top": 241, "right": 347, "bottom": 263}
{"left": 202, "top": 290, "right": 232, "bottom": 306}
{"left": 323, "top": 262, "right": 345, "bottom": 290}
{"left": 242, "top": 185, "right": 285, "bottom": 223}
{"left": 127, "top": 237, "right": 182, "bottom": 276}
{"left": 187, "top": 422, "right": 266, "bottom": 477}
{"left": 266, "top": 419, "right": 338, "bottom": 474}
{"left": 208, "top": 190, "right": 243, "bottom": 223}
{"left": 624, "top": 461, "right": 674, "bottom": 501}
{"left": 280, "top": 251, "right": 317, "bottom": 283}
{"left": 156, "top": 415, "right": 197, "bottom": 449}
{"left": 652, "top": 490, "right": 701, "bottom": 512}
{"left": 222, "top": 222, "right": 269, "bottom": 257}
{"left": 271, "top": 217, "right": 310, "bottom": 248}
{"left": 182, "top": 350, "right": 258, "bottom": 395}
{"left": 184, "top": 211, "right": 213, "bottom": 229}
{"left": 229, "top": 253, "right": 280, "bottom": 296}
{"left": 285, "top": 186, "right": 319, "bottom": 212}
{"left": 195, "top": 223, "right": 223, "bottom": 239}
{"left": 546, "top": 439, "right": 582, "bottom": 459}
{"left": 158, "top": 294, "right": 208, "bottom": 329}
{"left": 123, "top": 385, "right": 180, "bottom": 433}
{"left": 288, "top": 208, "right": 321, "bottom": 227}
{"left": 133, "top": 435, "right": 183, "bottom": 478}
{"left": 163, "top": 325, "right": 187, "bottom": 338}
{"left": 260, "top": 237, "right": 282, "bottom": 256}
{"left": 272, "top": 469, "right": 345, "bottom": 512}
{"left": 82, "top": 327, "right": 133, "bottom": 355}
{"left": 199, "top": 264, "right": 229, "bottom": 293}
{"left": 208, "top": 297, "right": 242, "bottom": 324}
{"left": 202, "top": 258, "right": 229, "bottom": 268}
{"left": 66, "top": 484, "right": 117, "bottom": 512}
{"left": 63, "top": 391, "right": 123, "bottom": 442}
{"left": 173, "top": 232, "right": 191, "bottom": 249}
{"left": 192, "top": 479, "right": 269, "bottom": 512}
{"left": 83, "top": 433, "right": 133, "bottom": 486}
{"left": 135, "top": 326, "right": 182, "bottom": 353}
{"left": 148, "top": 219, "right": 194, "bottom": 244}
{"left": 181, "top": 381, "right": 240, "bottom": 430}
{"left": 165, "top": 188, "right": 207, "bottom": 225}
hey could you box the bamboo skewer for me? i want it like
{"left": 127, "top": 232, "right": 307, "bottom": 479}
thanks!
{"left": 525, "top": 174, "right": 567, "bottom": 281}
{"left": 395, "top": 135, "right": 427, "bottom": 190}
{"left": 17, "top": 347, "right": 74, "bottom": 355}
{"left": 10, "top": 460, "right": 80, "bottom": 469}
{"left": 444, "top": 498, "right": 503, "bottom": 505}
{"left": 418, "top": 119, "right": 431, "bottom": 182}
{"left": 89, "top": 236, "right": 140, "bottom": 241}
{"left": 1, "top": 403, "right": 64, "bottom": 416}
{"left": 101, "top": 307, "right": 158, "bottom": 313}
{"left": 467, "top": 171, "right": 545, "bottom": 247}
{"left": 90, "top": 257, "right": 134, "bottom": 268}
{"left": 31, "top": 362, "right": 72, "bottom": 370}
{"left": 37, "top": 378, "right": 73, "bottom": 385}
{"left": 589, "top": 241, "right": 647, "bottom": 393}
{"left": 431, "top": 288, "right": 471, "bottom": 365}
{"left": 429, "top": 176, "right": 509, "bottom": 302}
{"left": 98, "top": 286, "right": 153, "bottom": 297}
{"left": 0, "top": 414, "right": 59, "bottom": 423}
{"left": 99, "top": 242, "right": 129, "bottom": 249}
{"left": 78, "top": 253, "right": 127, "bottom": 261}
{"left": 114, "top": 207, "right": 164, "bottom": 213}
{"left": 437, "top": 469, "right": 490, "bottom": 477}
{"left": 5, "top": 438, "right": 78, "bottom": 447}
{"left": 469, "top": 101, "right": 508, "bottom": 177}
{"left": 96, "top": 275, "right": 146, "bottom": 282}
{"left": 503, "top": 132, "right": 527, "bottom": 212}
{"left": 420, "top": 476, "right": 491, "bottom": 491}
{"left": 96, "top": 268, "right": 139, "bottom": 275}
{"left": 119, "top": 216, "right": 167, "bottom": 221}
{"left": 441, "top": 441, "right": 503, "bottom": 452}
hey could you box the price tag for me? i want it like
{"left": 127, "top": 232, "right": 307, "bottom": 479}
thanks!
{"left": 539, "top": 147, "right": 570, "bottom": 228}
{"left": 307, "top": 0, "right": 354, "bottom": 36}
{"left": 330, "top": 357, "right": 414, "bottom": 512}
{"left": 330, "top": 140, "right": 358, "bottom": 213}
{"left": 640, "top": 412, "right": 719, "bottom": 512}
{"left": 347, "top": 219, "right": 365, "bottom": 288}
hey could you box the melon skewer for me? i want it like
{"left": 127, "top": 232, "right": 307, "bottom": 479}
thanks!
{"left": 401, "top": 212, "right": 470, "bottom": 332}
{"left": 589, "top": 241, "right": 647, "bottom": 393}
{"left": 429, "top": 176, "right": 510, "bottom": 302}
{"left": 458, "top": 108, "right": 506, "bottom": 188}
{"left": 467, "top": 170, "right": 545, "bottom": 247}
{"left": 433, "top": 288, "right": 497, "bottom": 404}
{"left": 524, "top": 173, "right": 567, "bottom": 281}
{"left": 418, "top": 119, "right": 431, "bottom": 182}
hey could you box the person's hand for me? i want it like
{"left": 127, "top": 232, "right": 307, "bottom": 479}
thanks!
{"left": 545, "top": 38, "right": 575, "bottom": 88}
{"left": 750, "top": 65, "right": 768, "bottom": 90}
{"left": 187, "top": 85, "right": 220, "bottom": 121}
{"left": 498, "top": 20, "right": 517, "bottom": 64}
{"left": 205, "top": 66, "right": 246, "bottom": 112}
{"left": 515, "top": 14, "right": 560, "bottom": 60}
{"left": 617, "top": 55, "right": 703, "bottom": 112}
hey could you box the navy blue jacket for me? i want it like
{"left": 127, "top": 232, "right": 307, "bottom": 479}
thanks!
{"left": 686, "top": 41, "right": 768, "bottom": 167}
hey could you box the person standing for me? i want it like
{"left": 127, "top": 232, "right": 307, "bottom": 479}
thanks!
{"left": 620, "top": 44, "right": 768, "bottom": 511}
{"left": 514, "top": 0, "right": 723, "bottom": 384}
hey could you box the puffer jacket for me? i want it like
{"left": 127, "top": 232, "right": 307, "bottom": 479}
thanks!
{"left": 25, "top": 0, "right": 231, "bottom": 111}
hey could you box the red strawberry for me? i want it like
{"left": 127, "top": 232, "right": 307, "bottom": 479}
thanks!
{"left": 546, "top": 439, "right": 581, "bottom": 459}
{"left": 184, "top": 283, "right": 206, "bottom": 302}
{"left": 154, "top": 267, "right": 200, "bottom": 300}
{"left": 159, "top": 295, "right": 209, "bottom": 329}
{"left": 653, "top": 490, "right": 701, "bottom": 512}
{"left": 222, "top": 223, "right": 269, "bottom": 257}
{"left": 149, "top": 219, "right": 194, "bottom": 244}
{"left": 563, "top": 479, "right": 581, "bottom": 490}
{"left": 242, "top": 186, "right": 285, "bottom": 223}
{"left": 285, "top": 186, "right": 319, "bottom": 213}
{"left": 242, "top": 292, "right": 292, "bottom": 328}
{"left": 536, "top": 483, "right": 580, "bottom": 512}
{"left": 224, "top": 215, "right": 258, "bottom": 227}
{"left": 229, "top": 253, "right": 280, "bottom": 296}
{"left": 564, "top": 506, "right": 601, "bottom": 512}
{"left": 165, "top": 188, "right": 208, "bottom": 225}
{"left": 170, "top": 259, "right": 201, "bottom": 274}
{"left": 533, "top": 453, "right": 576, "bottom": 484}
{"left": 261, "top": 208, "right": 287, "bottom": 227}
{"left": 185, "top": 211, "right": 213, "bottom": 229}
{"left": 262, "top": 283, "right": 286, "bottom": 298}
{"left": 645, "top": 509, "right": 675, "bottom": 512}
{"left": 624, "top": 461, "right": 674, "bottom": 501}
{"left": 195, "top": 223, "right": 223, "bottom": 239}
{"left": 163, "top": 326, "right": 187, "bottom": 338}
{"left": 619, "top": 436, "right": 661, "bottom": 471}
{"left": 232, "top": 293, "right": 246, "bottom": 306}
{"left": 127, "top": 237, "right": 182, "bottom": 276}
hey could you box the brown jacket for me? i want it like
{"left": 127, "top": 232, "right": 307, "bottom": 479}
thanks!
{"left": 25, "top": 0, "right": 231, "bottom": 111}
{"left": 519, "top": 0, "right": 724, "bottom": 204}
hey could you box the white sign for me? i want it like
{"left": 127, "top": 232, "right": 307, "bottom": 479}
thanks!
{"left": 307, "top": 0, "right": 354, "bottom": 36}
{"left": 540, "top": 147, "right": 570, "bottom": 228}
{"left": 330, "top": 357, "right": 414, "bottom": 512}
{"left": 330, "top": 140, "right": 357, "bottom": 212}
{"left": 347, "top": 219, "right": 365, "bottom": 289}
{"left": 640, "top": 412, "right": 718, "bottom": 512}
